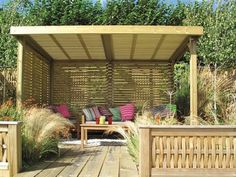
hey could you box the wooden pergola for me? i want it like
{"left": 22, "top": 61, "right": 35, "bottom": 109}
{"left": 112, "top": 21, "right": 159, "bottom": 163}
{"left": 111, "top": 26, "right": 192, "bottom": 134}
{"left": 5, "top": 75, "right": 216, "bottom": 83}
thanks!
{"left": 11, "top": 25, "right": 203, "bottom": 123}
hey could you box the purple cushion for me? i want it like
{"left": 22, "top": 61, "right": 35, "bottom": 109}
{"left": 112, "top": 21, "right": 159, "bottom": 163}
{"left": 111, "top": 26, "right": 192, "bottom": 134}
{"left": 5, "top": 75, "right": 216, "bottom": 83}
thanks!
{"left": 120, "top": 103, "right": 135, "bottom": 121}
{"left": 90, "top": 106, "right": 101, "bottom": 118}
{"left": 56, "top": 104, "right": 71, "bottom": 118}
{"left": 98, "top": 106, "right": 113, "bottom": 117}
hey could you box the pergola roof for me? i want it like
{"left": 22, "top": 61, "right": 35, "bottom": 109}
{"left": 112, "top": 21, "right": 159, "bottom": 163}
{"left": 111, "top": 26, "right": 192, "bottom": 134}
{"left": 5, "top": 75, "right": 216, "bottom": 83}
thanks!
{"left": 10, "top": 25, "right": 203, "bottom": 61}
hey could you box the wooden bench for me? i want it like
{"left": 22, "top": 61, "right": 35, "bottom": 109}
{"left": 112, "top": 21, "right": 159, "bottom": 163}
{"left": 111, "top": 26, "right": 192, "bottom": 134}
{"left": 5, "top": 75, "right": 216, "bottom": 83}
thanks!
{"left": 139, "top": 125, "right": 236, "bottom": 177}
{"left": 80, "top": 115, "right": 129, "bottom": 149}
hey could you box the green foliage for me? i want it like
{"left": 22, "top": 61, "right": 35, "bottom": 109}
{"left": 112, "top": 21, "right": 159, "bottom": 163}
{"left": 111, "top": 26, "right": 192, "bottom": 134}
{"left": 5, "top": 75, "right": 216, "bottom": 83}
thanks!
{"left": 0, "top": 0, "right": 34, "bottom": 68}
{"left": 0, "top": 99, "right": 22, "bottom": 120}
{"left": 174, "top": 63, "right": 190, "bottom": 116}
{"left": 183, "top": 0, "right": 236, "bottom": 68}
{"left": 0, "top": 0, "right": 235, "bottom": 70}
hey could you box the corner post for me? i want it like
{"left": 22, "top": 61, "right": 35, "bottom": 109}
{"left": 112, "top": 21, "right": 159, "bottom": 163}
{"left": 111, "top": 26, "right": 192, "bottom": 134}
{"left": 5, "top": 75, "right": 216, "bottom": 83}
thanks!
{"left": 16, "top": 38, "right": 25, "bottom": 109}
{"left": 8, "top": 122, "right": 22, "bottom": 176}
{"left": 188, "top": 38, "right": 198, "bottom": 125}
{"left": 139, "top": 127, "right": 151, "bottom": 177}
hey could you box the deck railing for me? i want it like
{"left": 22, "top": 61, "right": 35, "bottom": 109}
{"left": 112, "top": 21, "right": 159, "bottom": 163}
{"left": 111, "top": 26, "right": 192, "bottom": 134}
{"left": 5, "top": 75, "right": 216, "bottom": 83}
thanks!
{"left": 139, "top": 126, "right": 236, "bottom": 177}
{"left": 0, "top": 121, "right": 22, "bottom": 177}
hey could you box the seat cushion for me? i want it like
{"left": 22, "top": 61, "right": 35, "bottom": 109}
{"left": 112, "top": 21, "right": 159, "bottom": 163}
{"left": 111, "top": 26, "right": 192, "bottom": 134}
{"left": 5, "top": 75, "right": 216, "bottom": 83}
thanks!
{"left": 82, "top": 108, "right": 94, "bottom": 121}
{"left": 83, "top": 106, "right": 101, "bottom": 121}
{"left": 98, "top": 106, "right": 113, "bottom": 117}
{"left": 109, "top": 107, "right": 121, "bottom": 121}
{"left": 56, "top": 104, "right": 71, "bottom": 118}
{"left": 120, "top": 103, "right": 135, "bottom": 121}
{"left": 151, "top": 104, "right": 176, "bottom": 118}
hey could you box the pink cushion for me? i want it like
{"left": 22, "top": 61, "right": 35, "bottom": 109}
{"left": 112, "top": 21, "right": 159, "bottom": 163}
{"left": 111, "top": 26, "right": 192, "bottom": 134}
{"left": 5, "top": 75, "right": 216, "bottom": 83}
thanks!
{"left": 120, "top": 103, "right": 135, "bottom": 121}
{"left": 56, "top": 104, "right": 71, "bottom": 118}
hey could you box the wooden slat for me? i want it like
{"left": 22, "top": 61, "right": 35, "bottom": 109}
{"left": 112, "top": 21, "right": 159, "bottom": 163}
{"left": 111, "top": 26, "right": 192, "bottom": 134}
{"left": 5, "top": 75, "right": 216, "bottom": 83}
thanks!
{"left": 151, "top": 35, "right": 166, "bottom": 59}
{"left": 78, "top": 146, "right": 108, "bottom": 177}
{"left": 99, "top": 146, "right": 120, "bottom": 177}
{"left": 130, "top": 34, "right": 137, "bottom": 60}
{"left": 120, "top": 146, "right": 138, "bottom": 177}
{"left": 49, "top": 34, "right": 71, "bottom": 60}
{"left": 77, "top": 34, "right": 92, "bottom": 60}
{"left": 101, "top": 34, "right": 114, "bottom": 60}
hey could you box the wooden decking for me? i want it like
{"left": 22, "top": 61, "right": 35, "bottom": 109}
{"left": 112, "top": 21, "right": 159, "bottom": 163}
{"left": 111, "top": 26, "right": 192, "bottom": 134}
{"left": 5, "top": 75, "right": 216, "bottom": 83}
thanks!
{"left": 15, "top": 145, "right": 138, "bottom": 177}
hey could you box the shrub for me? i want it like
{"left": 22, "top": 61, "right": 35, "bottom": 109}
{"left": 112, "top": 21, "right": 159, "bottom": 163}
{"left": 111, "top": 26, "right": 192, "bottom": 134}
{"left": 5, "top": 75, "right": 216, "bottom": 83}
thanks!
{"left": 22, "top": 107, "right": 73, "bottom": 163}
{"left": 110, "top": 109, "right": 179, "bottom": 164}
{"left": 0, "top": 99, "right": 22, "bottom": 121}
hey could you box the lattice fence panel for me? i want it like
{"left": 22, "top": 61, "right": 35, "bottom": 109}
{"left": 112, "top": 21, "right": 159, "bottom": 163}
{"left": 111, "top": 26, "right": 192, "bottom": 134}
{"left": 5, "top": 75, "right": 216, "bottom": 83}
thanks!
{"left": 23, "top": 46, "right": 50, "bottom": 105}
{"left": 113, "top": 62, "right": 173, "bottom": 107}
{"left": 52, "top": 62, "right": 107, "bottom": 114}
{"left": 52, "top": 61, "right": 173, "bottom": 114}
{"left": 152, "top": 135, "right": 236, "bottom": 169}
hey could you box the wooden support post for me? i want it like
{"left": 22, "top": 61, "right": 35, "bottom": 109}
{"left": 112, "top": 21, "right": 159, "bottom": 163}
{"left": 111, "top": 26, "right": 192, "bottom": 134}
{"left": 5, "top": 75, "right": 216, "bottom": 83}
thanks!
{"left": 7, "top": 122, "right": 22, "bottom": 177}
{"left": 16, "top": 38, "right": 25, "bottom": 109}
{"left": 139, "top": 128, "right": 151, "bottom": 177}
{"left": 188, "top": 38, "right": 198, "bottom": 125}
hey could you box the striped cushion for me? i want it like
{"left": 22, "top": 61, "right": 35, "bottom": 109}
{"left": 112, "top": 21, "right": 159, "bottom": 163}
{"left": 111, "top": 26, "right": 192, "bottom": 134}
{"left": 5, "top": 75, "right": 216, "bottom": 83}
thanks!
{"left": 109, "top": 107, "right": 121, "bottom": 121}
{"left": 82, "top": 106, "right": 101, "bottom": 121}
{"left": 82, "top": 108, "right": 93, "bottom": 121}
{"left": 90, "top": 106, "right": 101, "bottom": 118}
{"left": 120, "top": 103, "right": 135, "bottom": 121}
{"left": 98, "top": 106, "right": 113, "bottom": 117}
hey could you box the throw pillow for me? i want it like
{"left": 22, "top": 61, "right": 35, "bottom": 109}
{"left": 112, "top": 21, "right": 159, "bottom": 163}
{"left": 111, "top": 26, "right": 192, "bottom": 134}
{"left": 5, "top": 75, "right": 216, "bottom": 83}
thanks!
{"left": 109, "top": 107, "right": 121, "bottom": 121}
{"left": 56, "top": 104, "right": 71, "bottom": 118}
{"left": 98, "top": 106, "right": 113, "bottom": 117}
{"left": 120, "top": 103, "right": 135, "bottom": 121}
{"left": 90, "top": 106, "right": 101, "bottom": 119}
{"left": 83, "top": 106, "right": 101, "bottom": 121}
{"left": 82, "top": 108, "right": 94, "bottom": 121}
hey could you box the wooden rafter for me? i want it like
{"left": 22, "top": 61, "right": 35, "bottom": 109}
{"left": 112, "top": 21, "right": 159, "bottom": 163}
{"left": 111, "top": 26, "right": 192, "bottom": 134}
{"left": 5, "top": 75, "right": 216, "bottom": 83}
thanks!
{"left": 24, "top": 36, "right": 53, "bottom": 62}
{"left": 169, "top": 36, "right": 189, "bottom": 63}
{"left": 101, "top": 34, "right": 114, "bottom": 60}
{"left": 77, "top": 34, "right": 92, "bottom": 60}
{"left": 49, "top": 34, "right": 71, "bottom": 60}
{"left": 151, "top": 35, "right": 166, "bottom": 59}
{"left": 130, "top": 34, "right": 138, "bottom": 60}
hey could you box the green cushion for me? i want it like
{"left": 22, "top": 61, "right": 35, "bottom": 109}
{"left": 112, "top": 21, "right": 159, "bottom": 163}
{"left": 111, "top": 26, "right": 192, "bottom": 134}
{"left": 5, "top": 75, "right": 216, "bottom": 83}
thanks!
{"left": 109, "top": 107, "right": 121, "bottom": 121}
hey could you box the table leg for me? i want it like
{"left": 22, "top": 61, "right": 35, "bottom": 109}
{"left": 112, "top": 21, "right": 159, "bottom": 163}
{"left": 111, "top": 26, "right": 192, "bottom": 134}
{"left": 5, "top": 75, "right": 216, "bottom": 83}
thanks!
{"left": 81, "top": 127, "right": 84, "bottom": 149}
{"left": 85, "top": 129, "right": 88, "bottom": 144}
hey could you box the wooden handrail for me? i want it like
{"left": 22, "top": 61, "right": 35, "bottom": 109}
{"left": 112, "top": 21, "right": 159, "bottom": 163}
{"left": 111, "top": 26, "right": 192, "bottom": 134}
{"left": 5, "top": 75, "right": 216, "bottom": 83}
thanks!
{"left": 139, "top": 126, "right": 236, "bottom": 177}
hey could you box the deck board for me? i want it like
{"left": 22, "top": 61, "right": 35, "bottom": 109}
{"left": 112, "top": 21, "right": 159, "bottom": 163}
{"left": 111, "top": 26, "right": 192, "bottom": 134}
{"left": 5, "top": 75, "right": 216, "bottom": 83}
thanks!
{"left": 57, "top": 147, "right": 95, "bottom": 177}
{"left": 99, "top": 146, "right": 120, "bottom": 177}
{"left": 15, "top": 145, "right": 138, "bottom": 177}
{"left": 120, "top": 146, "right": 139, "bottom": 177}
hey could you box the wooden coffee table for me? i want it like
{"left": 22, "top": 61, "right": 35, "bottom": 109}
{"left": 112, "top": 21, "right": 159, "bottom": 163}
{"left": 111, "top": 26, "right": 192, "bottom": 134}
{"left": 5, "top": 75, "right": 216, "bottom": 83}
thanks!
{"left": 80, "top": 123, "right": 128, "bottom": 149}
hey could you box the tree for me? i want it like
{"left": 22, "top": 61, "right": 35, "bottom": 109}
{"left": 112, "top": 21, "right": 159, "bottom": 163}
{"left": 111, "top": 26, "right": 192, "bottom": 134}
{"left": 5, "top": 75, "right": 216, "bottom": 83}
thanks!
{"left": 184, "top": 0, "right": 236, "bottom": 68}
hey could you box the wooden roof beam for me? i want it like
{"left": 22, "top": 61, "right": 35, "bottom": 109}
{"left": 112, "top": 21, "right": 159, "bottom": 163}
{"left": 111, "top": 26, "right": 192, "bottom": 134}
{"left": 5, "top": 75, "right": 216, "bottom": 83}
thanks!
{"left": 150, "top": 35, "right": 166, "bottom": 60}
{"left": 49, "top": 34, "right": 71, "bottom": 60}
{"left": 130, "top": 34, "right": 138, "bottom": 60}
{"left": 169, "top": 37, "right": 189, "bottom": 63}
{"left": 24, "top": 36, "right": 53, "bottom": 62}
{"left": 10, "top": 25, "right": 203, "bottom": 36}
{"left": 77, "top": 34, "right": 92, "bottom": 60}
{"left": 101, "top": 34, "right": 114, "bottom": 60}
